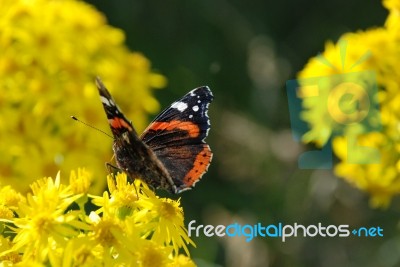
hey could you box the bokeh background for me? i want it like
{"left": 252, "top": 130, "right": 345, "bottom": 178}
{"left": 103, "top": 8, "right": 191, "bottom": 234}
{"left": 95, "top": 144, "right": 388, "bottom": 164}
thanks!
{"left": 3, "top": 0, "right": 399, "bottom": 266}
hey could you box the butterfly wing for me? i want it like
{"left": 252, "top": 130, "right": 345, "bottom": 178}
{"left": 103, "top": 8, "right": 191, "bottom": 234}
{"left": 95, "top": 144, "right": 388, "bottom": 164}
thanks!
{"left": 96, "top": 77, "right": 136, "bottom": 137}
{"left": 141, "top": 86, "right": 213, "bottom": 193}
{"left": 96, "top": 77, "right": 177, "bottom": 192}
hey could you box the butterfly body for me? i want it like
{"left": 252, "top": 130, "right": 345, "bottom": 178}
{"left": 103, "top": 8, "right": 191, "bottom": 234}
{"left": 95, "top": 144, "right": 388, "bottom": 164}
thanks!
{"left": 96, "top": 77, "right": 213, "bottom": 194}
{"left": 113, "top": 130, "right": 176, "bottom": 192}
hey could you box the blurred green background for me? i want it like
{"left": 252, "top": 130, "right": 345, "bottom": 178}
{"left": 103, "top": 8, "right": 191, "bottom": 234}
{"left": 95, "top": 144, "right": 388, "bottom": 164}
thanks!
{"left": 84, "top": 1, "right": 396, "bottom": 267}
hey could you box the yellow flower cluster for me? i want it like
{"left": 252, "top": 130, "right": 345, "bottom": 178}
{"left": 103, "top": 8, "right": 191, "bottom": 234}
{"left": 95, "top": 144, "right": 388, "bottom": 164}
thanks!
{"left": 298, "top": 0, "right": 400, "bottom": 207}
{"left": 0, "top": 169, "right": 196, "bottom": 266}
{"left": 0, "top": 0, "right": 167, "bottom": 194}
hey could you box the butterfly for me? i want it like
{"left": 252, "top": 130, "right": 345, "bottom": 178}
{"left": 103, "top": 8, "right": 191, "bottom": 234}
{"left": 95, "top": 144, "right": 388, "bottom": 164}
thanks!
{"left": 96, "top": 77, "right": 213, "bottom": 194}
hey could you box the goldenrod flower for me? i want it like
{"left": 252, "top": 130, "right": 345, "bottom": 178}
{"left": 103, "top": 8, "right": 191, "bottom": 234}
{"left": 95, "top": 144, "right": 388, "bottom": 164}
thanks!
{"left": 298, "top": 1, "right": 400, "bottom": 207}
{"left": 0, "top": 0, "right": 167, "bottom": 194}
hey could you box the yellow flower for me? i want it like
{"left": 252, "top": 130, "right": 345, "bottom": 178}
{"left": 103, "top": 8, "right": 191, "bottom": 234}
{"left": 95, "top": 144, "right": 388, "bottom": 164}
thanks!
{"left": 135, "top": 187, "right": 196, "bottom": 256}
{"left": 92, "top": 174, "right": 140, "bottom": 220}
{"left": 0, "top": 0, "right": 167, "bottom": 194}
{"left": 0, "top": 206, "right": 14, "bottom": 220}
{"left": 0, "top": 170, "right": 197, "bottom": 265}
{"left": 90, "top": 175, "right": 194, "bottom": 265}
{"left": 0, "top": 186, "right": 25, "bottom": 210}
{"left": 135, "top": 241, "right": 173, "bottom": 267}
{"left": 297, "top": 1, "right": 400, "bottom": 207}
{"left": 62, "top": 236, "right": 102, "bottom": 267}
{"left": 0, "top": 236, "right": 21, "bottom": 264}
{"left": 169, "top": 255, "right": 197, "bottom": 267}
{"left": 384, "top": 0, "right": 400, "bottom": 13}
{"left": 299, "top": 29, "right": 389, "bottom": 146}
{"left": 333, "top": 134, "right": 400, "bottom": 208}
{"left": 69, "top": 168, "right": 92, "bottom": 209}
{"left": 93, "top": 172, "right": 196, "bottom": 257}
{"left": 10, "top": 173, "right": 82, "bottom": 262}
{"left": 88, "top": 211, "right": 131, "bottom": 260}
{"left": 107, "top": 173, "right": 140, "bottom": 213}
{"left": 69, "top": 168, "right": 92, "bottom": 195}
{"left": 0, "top": 186, "right": 25, "bottom": 219}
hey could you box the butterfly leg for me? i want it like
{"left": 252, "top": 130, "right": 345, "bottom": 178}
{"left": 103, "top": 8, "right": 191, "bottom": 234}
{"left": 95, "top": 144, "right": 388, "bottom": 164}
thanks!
{"left": 105, "top": 162, "right": 121, "bottom": 176}
{"left": 105, "top": 162, "right": 140, "bottom": 200}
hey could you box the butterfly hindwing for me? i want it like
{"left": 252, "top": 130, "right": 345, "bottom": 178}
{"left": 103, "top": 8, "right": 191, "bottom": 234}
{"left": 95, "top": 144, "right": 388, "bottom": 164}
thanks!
{"left": 141, "top": 86, "right": 213, "bottom": 192}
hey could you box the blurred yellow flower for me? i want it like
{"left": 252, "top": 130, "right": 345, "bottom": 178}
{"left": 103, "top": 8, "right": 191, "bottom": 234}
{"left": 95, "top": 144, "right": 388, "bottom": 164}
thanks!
{"left": 0, "top": 170, "right": 196, "bottom": 266}
{"left": 0, "top": 0, "right": 167, "bottom": 194}
{"left": 135, "top": 241, "right": 173, "bottom": 267}
{"left": 333, "top": 134, "right": 400, "bottom": 207}
{"left": 169, "top": 254, "right": 197, "bottom": 267}
{"left": 0, "top": 236, "right": 20, "bottom": 264}
{"left": 298, "top": 1, "right": 400, "bottom": 207}
{"left": 0, "top": 186, "right": 25, "bottom": 211}
{"left": 62, "top": 235, "right": 102, "bottom": 267}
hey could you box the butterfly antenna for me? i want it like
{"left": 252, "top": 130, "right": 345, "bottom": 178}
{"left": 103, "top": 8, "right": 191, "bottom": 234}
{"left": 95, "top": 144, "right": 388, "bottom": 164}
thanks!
{"left": 71, "top": 116, "right": 114, "bottom": 139}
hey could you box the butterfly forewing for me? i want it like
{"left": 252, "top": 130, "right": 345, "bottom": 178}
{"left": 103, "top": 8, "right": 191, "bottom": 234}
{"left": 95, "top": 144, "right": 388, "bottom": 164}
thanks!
{"left": 96, "top": 77, "right": 136, "bottom": 137}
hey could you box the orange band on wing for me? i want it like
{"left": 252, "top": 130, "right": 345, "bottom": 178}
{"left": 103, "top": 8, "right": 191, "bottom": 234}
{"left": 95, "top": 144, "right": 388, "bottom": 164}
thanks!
{"left": 183, "top": 145, "right": 212, "bottom": 187}
{"left": 148, "top": 120, "right": 200, "bottom": 138}
{"left": 109, "top": 118, "right": 133, "bottom": 131}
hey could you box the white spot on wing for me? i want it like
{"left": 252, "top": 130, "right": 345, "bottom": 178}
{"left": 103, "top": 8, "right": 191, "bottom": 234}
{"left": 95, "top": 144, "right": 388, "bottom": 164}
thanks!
{"left": 192, "top": 105, "right": 199, "bottom": 112}
{"left": 171, "top": 101, "right": 188, "bottom": 112}
{"left": 189, "top": 114, "right": 193, "bottom": 119}
{"left": 100, "top": 96, "right": 111, "bottom": 106}
{"left": 205, "top": 102, "right": 211, "bottom": 134}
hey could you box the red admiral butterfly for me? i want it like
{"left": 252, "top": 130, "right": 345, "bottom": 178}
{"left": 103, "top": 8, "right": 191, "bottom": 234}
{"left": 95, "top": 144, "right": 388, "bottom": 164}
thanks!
{"left": 96, "top": 77, "right": 213, "bottom": 194}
